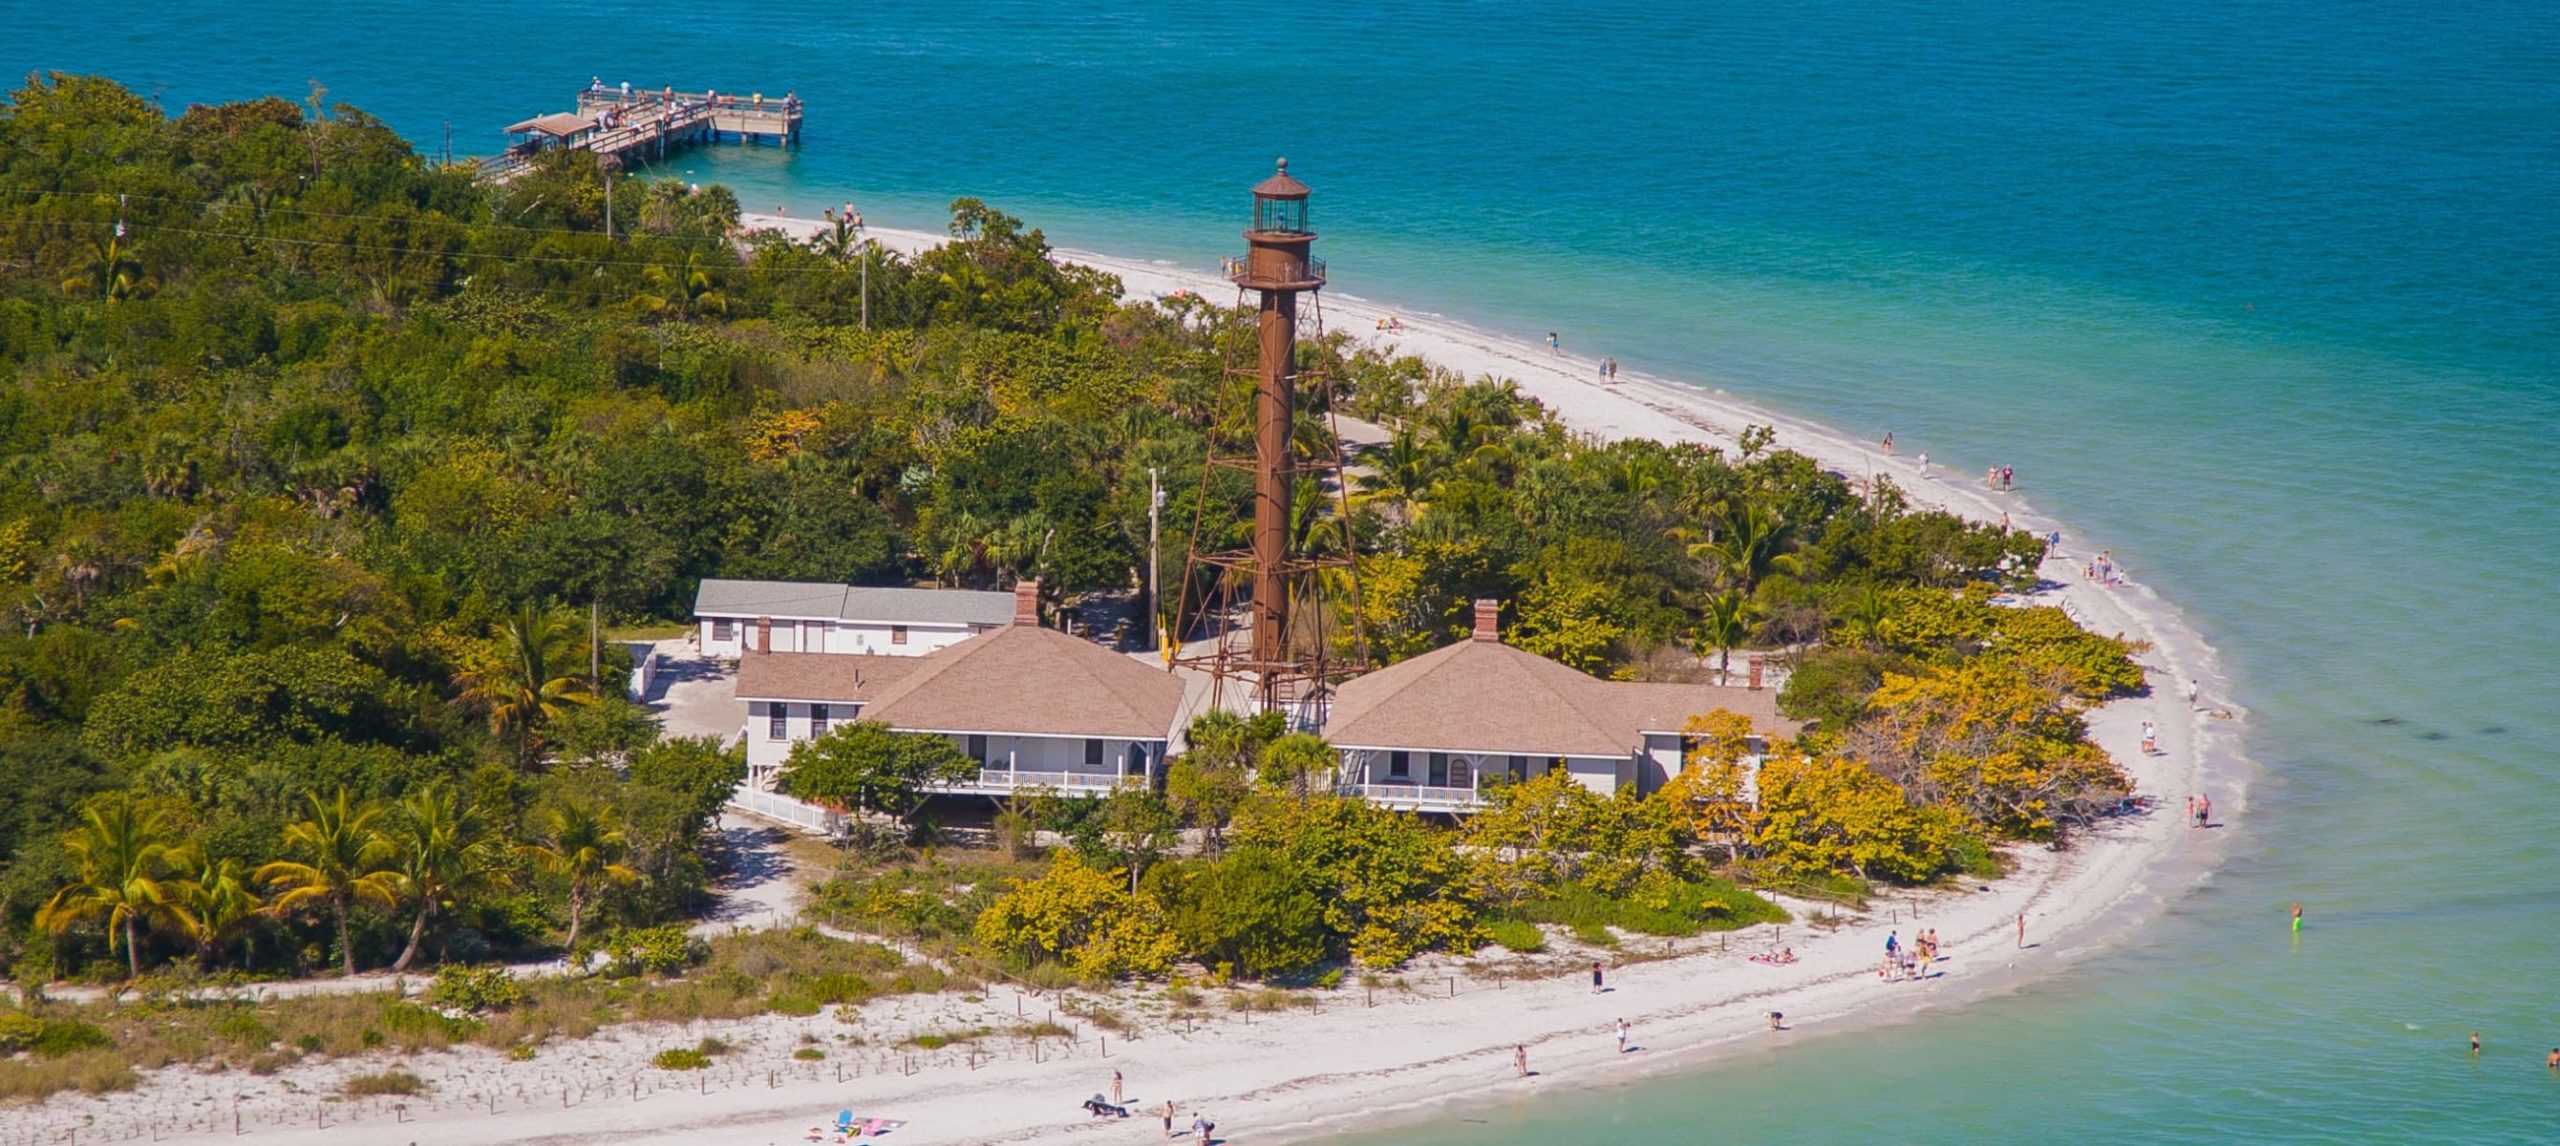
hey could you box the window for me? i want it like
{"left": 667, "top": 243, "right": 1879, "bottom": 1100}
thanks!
{"left": 810, "top": 704, "right": 830, "bottom": 736}
{"left": 1508, "top": 755, "right": 1530, "bottom": 782}
{"left": 712, "top": 618, "right": 735, "bottom": 641}
{"left": 967, "top": 735, "right": 988, "bottom": 764}
{"left": 768, "top": 705, "right": 788, "bottom": 740}
{"left": 1427, "top": 752, "right": 1449, "bottom": 787}
{"left": 1085, "top": 738, "right": 1106, "bottom": 770}
{"left": 1129, "top": 743, "right": 1153, "bottom": 777}
{"left": 890, "top": 625, "right": 908, "bottom": 645}
{"left": 1388, "top": 750, "right": 1411, "bottom": 780}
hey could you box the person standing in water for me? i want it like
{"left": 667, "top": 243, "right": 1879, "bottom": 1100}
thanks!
{"left": 1547, "top": 331, "right": 1561, "bottom": 356}
{"left": 2472, "top": 1031, "right": 2482, "bottom": 1056}
{"left": 2291, "top": 902, "right": 2304, "bottom": 932}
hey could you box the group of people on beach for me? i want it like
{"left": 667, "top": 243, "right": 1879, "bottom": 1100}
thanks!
{"left": 1596, "top": 356, "right": 1620, "bottom": 383}
{"left": 1985, "top": 464, "right": 2016, "bottom": 491}
{"left": 1879, "top": 929, "right": 1942, "bottom": 982}
{"left": 2186, "top": 792, "right": 2213, "bottom": 828}
{"left": 2085, "top": 549, "right": 2125, "bottom": 587}
{"left": 1080, "top": 1068, "right": 1213, "bottom": 1143}
{"left": 1372, "top": 314, "right": 1407, "bottom": 332}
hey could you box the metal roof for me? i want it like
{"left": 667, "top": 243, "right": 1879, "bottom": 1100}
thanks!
{"left": 1253, "top": 157, "right": 1310, "bottom": 198}
{"left": 693, "top": 580, "right": 1015, "bottom": 626}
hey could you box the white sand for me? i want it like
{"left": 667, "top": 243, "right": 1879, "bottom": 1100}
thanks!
{"left": 3, "top": 220, "right": 2249, "bottom": 1146}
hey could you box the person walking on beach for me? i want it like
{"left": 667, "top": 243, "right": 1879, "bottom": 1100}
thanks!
{"left": 1882, "top": 431, "right": 1894, "bottom": 454}
{"left": 1608, "top": 357, "right": 1619, "bottom": 381}
{"left": 2188, "top": 681, "right": 2201, "bottom": 709}
{"left": 2141, "top": 721, "right": 2158, "bottom": 755}
{"left": 1113, "top": 1069, "right": 1124, "bottom": 1104}
{"left": 2017, "top": 912, "right": 2027, "bottom": 949}
{"left": 1547, "top": 331, "right": 1561, "bottom": 356}
{"left": 1916, "top": 451, "right": 1929, "bottom": 476}
{"left": 1163, "top": 1100, "right": 1176, "bottom": 1139}
{"left": 2199, "top": 792, "right": 2213, "bottom": 827}
{"left": 1591, "top": 961, "right": 1605, "bottom": 994}
{"left": 1617, "top": 1018, "right": 1631, "bottom": 1054}
{"left": 1515, "top": 1044, "right": 1530, "bottom": 1077}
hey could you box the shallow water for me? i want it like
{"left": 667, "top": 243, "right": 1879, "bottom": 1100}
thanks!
{"left": 15, "top": 1, "right": 2560, "bottom": 1140}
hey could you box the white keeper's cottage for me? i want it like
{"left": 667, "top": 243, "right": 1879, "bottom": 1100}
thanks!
{"left": 1321, "top": 600, "right": 1801, "bottom": 813}
{"left": 734, "top": 581, "right": 1184, "bottom": 799}
{"left": 694, "top": 579, "right": 1013, "bottom": 658}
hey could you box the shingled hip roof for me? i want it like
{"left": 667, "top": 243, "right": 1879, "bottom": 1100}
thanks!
{"left": 1323, "top": 640, "right": 1799, "bottom": 757}
{"left": 737, "top": 625, "right": 1183, "bottom": 741}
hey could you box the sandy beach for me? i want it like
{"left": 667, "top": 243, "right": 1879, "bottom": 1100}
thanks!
{"left": 3, "top": 218, "right": 2250, "bottom": 1146}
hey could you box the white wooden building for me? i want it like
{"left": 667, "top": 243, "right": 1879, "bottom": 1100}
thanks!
{"left": 694, "top": 579, "right": 1013, "bottom": 659}
{"left": 733, "top": 581, "right": 1183, "bottom": 800}
{"left": 1321, "top": 600, "right": 1800, "bottom": 813}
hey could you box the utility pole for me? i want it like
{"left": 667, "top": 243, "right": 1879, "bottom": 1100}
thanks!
{"left": 604, "top": 168, "right": 615, "bottom": 241}
{"left": 1148, "top": 466, "right": 1163, "bottom": 653}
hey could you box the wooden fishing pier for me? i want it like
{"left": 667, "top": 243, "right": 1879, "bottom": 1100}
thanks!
{"left": 480, "top": 84, "right": 802, "bottom": 183}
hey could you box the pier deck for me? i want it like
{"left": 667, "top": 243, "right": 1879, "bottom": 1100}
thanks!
{"left": 480, "top": 85, "right": 802, "bottom": 183}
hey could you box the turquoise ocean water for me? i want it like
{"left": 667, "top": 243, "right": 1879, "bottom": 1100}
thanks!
{"left": 15, "top": 1, "right": 2560, "bottom": 1139}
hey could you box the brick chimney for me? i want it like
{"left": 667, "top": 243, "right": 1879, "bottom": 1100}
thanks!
{"left": 1472, "top": 598, "right": 1500, "bottom": 643}
{"left": 755, "top": 616, "right": 772, "bottom": 654}
{"left": 1013, "top": 579, "right": 1041, "bottom": 627}
{"left": 1747, "top": 653, "right": 1764, "bottom": 691}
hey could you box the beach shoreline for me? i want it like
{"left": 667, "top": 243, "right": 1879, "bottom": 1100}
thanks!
{"left": 5, "top": 216, "right": 2251, "bottom": 1146}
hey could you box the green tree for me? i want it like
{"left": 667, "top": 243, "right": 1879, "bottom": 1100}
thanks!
{"left": 385, "top": 785, "right": 508, "bottom": 973}
{"left": 257, "top": 788, "right": 403, "bottom": 976}
{"left": 1166, "top": 847, "right": 1328, "bottom": 978}
{"left": 1689, "top": 501, "right": 1801, "bottom": 592}
{"left": 972, "top": 851, "right": 1177, "bottom": 978}
{"left": 1696, "top": 589, "right": 1757, "bottom": 685}
{"left": 36, "top": 796, "right": 182, "bottom": 979}
{"left": 777, "top": 722, "right": 974, "bottom": 836}
{"left": 456, "top": 605, "right": 598, "bottom": 768}
{"left": 626, "top": 736, "right": 748, "bottom": 843}
{"left": 169, "top": 853, "right": 265, "bottom": 970}
{"left": 1255, "top": 733, "right": 1339, "bottom": 798}
{"left": 520, "top": 799, "right": 639, "bottom": 950}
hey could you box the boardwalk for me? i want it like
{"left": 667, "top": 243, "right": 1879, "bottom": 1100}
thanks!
{"left": 479, "top": 84, "right": 802, "bottom": 183}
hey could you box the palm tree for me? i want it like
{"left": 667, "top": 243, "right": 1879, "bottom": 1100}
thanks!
{"left": 635, "top": 251, "right": 728, "bottom": 320}
{"left": 1688, "top": 501, "right": 1802, "bottom": 593}
{"left": 1697, "top": 590, "right": 1758, "bottom": 685}
{"left": 386, "top": 786, "right": 509, "bottom": 973}
{"left": 520, "top": 800, "right": 639, "bottom": 951}
{"left": 457, "top": 605, "right": 598, "bottom": 768}
{"left": 60, "top": 233, "right": 144, "bottom": 303}
{"left": 257, "top": 788, "right": 402, "bottom": 977}
{"left": 1835, "top": 584, "right": 1892, "bottom": 649}
{"left": 37, "top": 797, "right": 181, "bottom": 980}
{"left": 169, "top": 854, "right": 265, "bottom": 971}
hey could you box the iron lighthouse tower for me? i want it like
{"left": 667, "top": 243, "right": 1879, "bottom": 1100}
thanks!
{"left": 1173, "top": 159, "right": 1363, "bottom": 720}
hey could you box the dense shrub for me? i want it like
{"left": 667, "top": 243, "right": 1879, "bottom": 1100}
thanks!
{"left": 345, "top": 1070, "right": 426, "bottom": 1096}
{"left": 652, "top": 1048, "right": 711, "bottom": 1071}
{"left": 424, "top": 965, "right": 527, "bottom": 1013}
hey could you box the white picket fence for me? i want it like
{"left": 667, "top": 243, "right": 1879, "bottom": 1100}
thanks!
{"left": 725, "top": 785, "right": 846, "bottom": 835}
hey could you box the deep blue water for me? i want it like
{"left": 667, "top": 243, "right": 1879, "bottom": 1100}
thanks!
{"left": 13, "top": 1, "right": 2560, "bottom": 1140}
